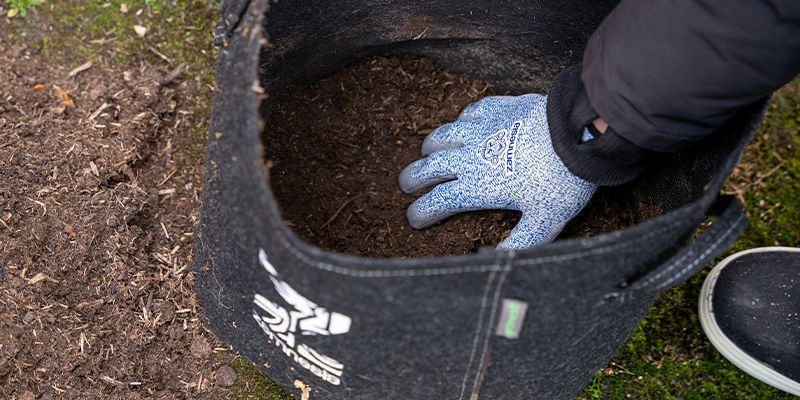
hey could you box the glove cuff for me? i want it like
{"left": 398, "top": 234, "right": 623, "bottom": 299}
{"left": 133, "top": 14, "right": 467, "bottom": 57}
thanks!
{"left": 547, "top": 65, "right": 655, "bottom": 186}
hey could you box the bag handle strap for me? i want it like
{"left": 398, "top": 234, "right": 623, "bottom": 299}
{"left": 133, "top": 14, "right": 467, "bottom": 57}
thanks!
{"left": 603, "top": 195, "right": 748, "bottom": 303}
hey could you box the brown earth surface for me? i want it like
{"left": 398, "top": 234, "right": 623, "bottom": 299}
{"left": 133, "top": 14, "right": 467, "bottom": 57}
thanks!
{"left": 0, "top": 24, "right": 237, "bottom": 400}
{"left": 264, "top": 55, "right": 644, "bottom": 257}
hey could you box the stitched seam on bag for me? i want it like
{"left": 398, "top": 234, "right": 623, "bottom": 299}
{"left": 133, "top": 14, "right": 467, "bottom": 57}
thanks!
{"left": 469, "top": 265, "right": 510, "bottom": 400}
{"left": 636, "top": 249, "right": 695, "bottom": 289}
{"left": 513, "top": 219, "right": 687, "bottom": 266}
{"left": 635, "top": 213, "right": 744, "bottom": 290}
{"left": 458, "top": 270, "right": 498, "bottom": 400}
{"left": 275, "top": 220, "right": 682, "bottom": 276}
{"left": 275, "top": 234, "right": 504, "bottom": 277}
{"left": 653, "top": 213, "right": 745, "bottom": 291}
{"left": 270, "top": 216, "right": 689, "bottom": 277}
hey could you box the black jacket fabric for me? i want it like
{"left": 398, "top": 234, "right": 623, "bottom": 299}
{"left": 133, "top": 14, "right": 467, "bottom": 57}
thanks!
{"left": 548, "top": 0, "right": 800, "bottom": 186}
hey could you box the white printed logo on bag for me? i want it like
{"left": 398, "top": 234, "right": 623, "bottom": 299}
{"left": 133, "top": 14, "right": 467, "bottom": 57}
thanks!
{"left": 252, "top": 248, "right": 352, "bottom": 385}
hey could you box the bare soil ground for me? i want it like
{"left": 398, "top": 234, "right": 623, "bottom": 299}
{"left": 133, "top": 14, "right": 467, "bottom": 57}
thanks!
{"left": 0, "top": 22, "right": 237, "bottom": 400}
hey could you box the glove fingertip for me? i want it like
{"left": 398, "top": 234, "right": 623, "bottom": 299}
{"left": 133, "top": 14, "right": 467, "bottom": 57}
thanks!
{"left": 406, "top": 200, "right": 435, "bottom": 229}
{"left": 420, "top": 134, "right": 440, "bottom": 156}
{"left": 398, "top": 163, "right": 420, "bottom": 194}
{"left": 421, "top": 138, "right": 464, "bottom": 156}
{"left": 496, "top": 235, "right": 539, "bottom": 250}
{"left": 458, "top": 103, "right": 481, "bottom": 120}
{"left": 496, "top": 215, "right": 562, "bottom": 250}
{"left": 406, "top": 181, "right": 472, "bottom": 230}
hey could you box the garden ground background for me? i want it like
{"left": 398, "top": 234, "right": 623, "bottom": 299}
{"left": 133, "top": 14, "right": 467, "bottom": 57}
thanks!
{"left": 1, "top": 1, "right": 798, "bottom": 398}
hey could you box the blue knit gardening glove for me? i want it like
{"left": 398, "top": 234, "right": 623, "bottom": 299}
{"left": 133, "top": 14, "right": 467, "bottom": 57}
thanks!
{"left": 399, "top": 94, "right": 598, "bottom": 249}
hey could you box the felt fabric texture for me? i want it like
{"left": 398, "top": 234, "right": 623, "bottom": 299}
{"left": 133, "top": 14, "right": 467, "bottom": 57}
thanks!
{"left": 197, "top": 1, "right": 764, "bottom": 398}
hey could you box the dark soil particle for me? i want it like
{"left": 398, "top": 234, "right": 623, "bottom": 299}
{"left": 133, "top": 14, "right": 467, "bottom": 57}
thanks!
{"left": 264, "top": 56, "right": 648, "bottom": 258}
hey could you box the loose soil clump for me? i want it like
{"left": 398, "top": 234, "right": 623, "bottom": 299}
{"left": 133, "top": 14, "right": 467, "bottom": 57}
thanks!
{"left": 264, "top": 56, "right": 648, "bottom": 257}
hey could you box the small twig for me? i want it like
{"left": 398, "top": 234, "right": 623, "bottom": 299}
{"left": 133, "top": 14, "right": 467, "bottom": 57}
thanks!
{"left": 609, "top": 362, "right": 636, "bottom": 376}
{"left": 28, "top": 273, "right": 59, "bottom": 285}
{"left": 147, "top": 46, "right": 172, "bottom": 64}
{"left": 88, "top": 102, "right": 109, "bottom": 120}
{"left": 68, "top": 61, "right": 93, "bottom": 77}
{"left": 101, "top": 375, "right": 124, "bottom": 386}
{"left": 747, "top": 160, "right": 785, "bottom": 189}
{"left": 28, "top": 197, "right": 47, "bottom": 216}
{"left": 161, "top": 221, "right": 171, "bottom": 241}
{"left": 478, "top": 82, "right": 491, "bottom": 95}
{"left": 726, "top": 182, "right": 747, "bottom": 207}
{"left": 413, "top": 26, "right": 429, "bottom": 40}
{"left": 160, "top": 62, "right": 188, "bottom": 86}
{"left": 158, "top": 169, "right": 177, "bottom": 186}
{"left": 89, "top": 161, "right": 100, "bottom": 177}
{"left": 13, "top": 105, "right": 29, "bottom": 118}
{"left": 319, "top": 193, "right": 372, "bottom": 230}
{"left": 89, "top": 37, "right": 116, "bottom": 45}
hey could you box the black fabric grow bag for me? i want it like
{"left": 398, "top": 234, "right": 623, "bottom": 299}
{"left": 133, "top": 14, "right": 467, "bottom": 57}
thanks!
{"left": 196, "top": 1, "right": 766, "bottom": 399}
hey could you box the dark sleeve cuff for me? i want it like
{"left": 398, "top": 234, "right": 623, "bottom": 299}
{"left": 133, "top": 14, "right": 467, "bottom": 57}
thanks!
{"left": 546, "top": 65, "right": 655, "bottom": 186}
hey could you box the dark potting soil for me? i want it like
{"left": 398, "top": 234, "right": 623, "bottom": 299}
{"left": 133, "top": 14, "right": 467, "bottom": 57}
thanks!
{"left": 263, "top": 56, "right": 656, "bottom": 257}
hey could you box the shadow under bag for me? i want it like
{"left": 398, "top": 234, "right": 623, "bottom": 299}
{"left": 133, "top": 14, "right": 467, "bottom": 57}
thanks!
{"left": 196, "top": 1, "right": 766, "bottom": 398}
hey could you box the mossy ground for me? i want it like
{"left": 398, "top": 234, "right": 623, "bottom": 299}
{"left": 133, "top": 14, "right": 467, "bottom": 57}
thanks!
{"left": 11, "top": 0, "right": 217, "bottom": 187}
{"left": 8, "top": 2, "right": 799, "bottom": 398}
{"left": 575, "top": 79, "right": 800, "bottom": 400}
{"left": 223, "top": 358, "right": 293, "bottom": 400}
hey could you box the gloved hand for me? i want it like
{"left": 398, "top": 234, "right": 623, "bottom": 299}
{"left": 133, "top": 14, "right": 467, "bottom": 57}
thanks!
{"left": 398, "top": 94, "right": 597, "bottom": 249}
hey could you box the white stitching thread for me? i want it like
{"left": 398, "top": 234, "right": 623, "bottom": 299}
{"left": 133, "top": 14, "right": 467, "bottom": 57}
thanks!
{"left": 268, "top": 208, "right": 692, "bottom": 277}
{"left": 458, "top": 270, "right": 498, "bottom": 400}
{"left": 654, "top": 213, "right": 746, "bottom": 291}
{"left": 469, "top": 266, "right": 510, "bottom": 399}
{"left": 277, "top": 233, "right": 505, "bottom": 277}
{"left": 513, "top": 218, "right": 688, "bottom": 266}
{"left": 634, "top": 212, "right": 744, "bottom": 290}
{"left": 638, "top": 208, "right": 744, "bottom": 288}
{"left": 637, "top": 249, "right": 696, "bottom": 288}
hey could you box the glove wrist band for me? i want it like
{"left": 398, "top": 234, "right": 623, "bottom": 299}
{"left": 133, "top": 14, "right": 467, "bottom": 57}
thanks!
{"left": 547, "top": 65, "right": 655, "bottom": 186}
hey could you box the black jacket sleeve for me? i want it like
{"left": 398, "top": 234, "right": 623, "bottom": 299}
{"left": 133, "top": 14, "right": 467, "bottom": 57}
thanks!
{"left": 548, "top": 0, "right": 800, "bottom": 186}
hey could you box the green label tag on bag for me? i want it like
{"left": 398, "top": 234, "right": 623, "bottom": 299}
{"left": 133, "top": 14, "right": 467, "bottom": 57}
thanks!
{"left": 495, "top": 298, "right": 528, "bottom": 339}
